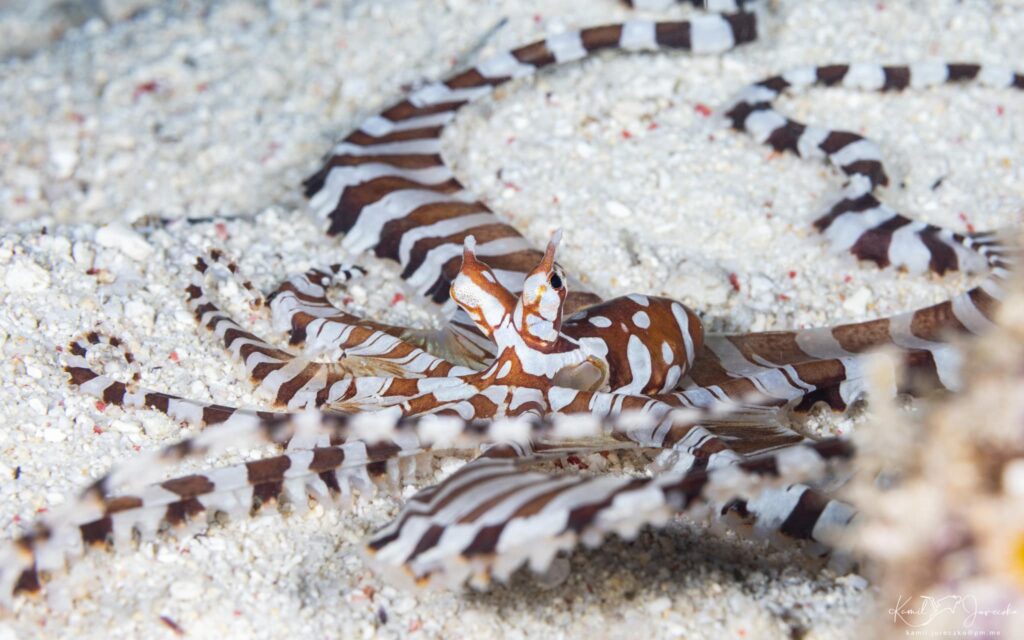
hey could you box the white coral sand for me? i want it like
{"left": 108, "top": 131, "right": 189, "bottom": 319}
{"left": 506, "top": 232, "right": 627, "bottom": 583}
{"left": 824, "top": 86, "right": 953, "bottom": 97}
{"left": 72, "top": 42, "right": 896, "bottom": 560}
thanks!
{"left": 0, "top": 0, "right": 1022, "bottom": 638}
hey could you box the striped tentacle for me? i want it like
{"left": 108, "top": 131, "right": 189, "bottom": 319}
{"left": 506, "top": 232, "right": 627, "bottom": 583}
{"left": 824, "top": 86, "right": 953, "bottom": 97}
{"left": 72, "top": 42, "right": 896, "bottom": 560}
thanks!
{"left": 648, "top": 423, "right": 853, "bottom": 561}
{"left": 0, "top": 436, "right": 404, "bottom": 601}
{"left": 62, "top": 335, "right": 800, "bottom": 502}
{"left": 268, "top": 263, "right": 497, "bottom": 371}
{"left": 667, "top": 342, "right": 876, "bottom": 414}
{"left": 202, "top": 247, "right": 266, "bottom": 309}
{"left": 0, "top": 400, "right": 795, "bottom": 601}
{"left": 65, "top": 331, "right": 284, "bottom": 431}
{"left": 364, "top": 438, "right": 854, "bottom": 589}
{"left": 3, "top": 383, "right": 575, "bottom": 600}
{"left": 628, "top": 0, "right": 762, "bottom": 11}
{"left": 712, "top": 482, "right": 854, "bottom": 561}
{"left": 303, "top": 12, "right": 758, "bottom": 320}
{"left": 627, "top": 0, "right": 756, "bottom": 9}
{"left": 321, "top": 365, "right": 799, "bottom": 456}
{"left": 189, "top": 254, "right": 526, "bottom": 413}
{"left": 675, "top": 259, "right": 1014, "bottom": 411}
{"left": 63, "top": 326, "right": 462, "bottom": 443}
{"left": 405, "top": 319, "right": 498, "bottom": 371}
{"left": 62, "top": 333, "right": 442, "bottom": 487}
{"left": 521, "top": 390, "right": 800, "bottom": 456}
{"left": 25, "top": 348, "right": 350, "bottom": 601}
{"left": 188, "top": 256, "right": 437, "bottom": 409}
{"left": 651, "top": 417, "right": 851, "bottom": 559}
{"left": 0, "top": 403, "right": 443, "bottom": 602}
{"left": 466, "top": 382, "right": 808, "bottom": 464}
{"left": 268, "top": 265, "right": 478, "bottom": 377}
{"left": 724, "top": 62, "right": 1022, "bottom": 274}
{"left": 652, "top": 419, "right": 807, "bottom": 473}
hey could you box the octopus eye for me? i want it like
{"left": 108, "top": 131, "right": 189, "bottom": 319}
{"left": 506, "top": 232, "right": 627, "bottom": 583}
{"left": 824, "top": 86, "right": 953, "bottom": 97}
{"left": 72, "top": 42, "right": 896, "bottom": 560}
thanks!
{"left": 549, "top": 273, "right": 563, "bottom": 289}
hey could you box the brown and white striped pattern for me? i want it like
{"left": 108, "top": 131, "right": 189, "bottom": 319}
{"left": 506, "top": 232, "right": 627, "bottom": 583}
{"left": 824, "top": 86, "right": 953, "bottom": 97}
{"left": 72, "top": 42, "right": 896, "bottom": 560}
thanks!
{"left": 5, "top": 234, "right": 818, "bottom": 599}
{"left": 5, "top": 1, "right": 1021, "bottom": 603}
{"left": 366, "top": 438, "right": 854, "bottom": 589}
{"left": 64, "top": 331, "right": 282, "bottom": 433}
{"left": 725, "top": 62, "right": 1022, "bottom": 275}
{"left": 189, "top": 254, "right": 486, "bottom": 410}
{"left": 665, "top": 263, "right": 1010, "bottom": 413}
{"left": 628, "top": 0, "right": 757, "bottom": 10}
{"left": 303, "top": 11, "right": 758, "bottom": 327}
{"left": 11, "top": 234, "right": 844, "bottom": 599}
{"left": 683, "top": 234, "right": 1010, "bottom": 407}
{"left": 2, "top": 375, "right": 806, "bottom": 600}
{"left": 267, "top": 263, "right": 479, "bottom": 377}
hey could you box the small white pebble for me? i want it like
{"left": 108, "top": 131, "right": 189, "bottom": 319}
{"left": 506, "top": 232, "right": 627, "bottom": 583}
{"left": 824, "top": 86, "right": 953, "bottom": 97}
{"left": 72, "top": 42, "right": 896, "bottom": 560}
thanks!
{"left": 605, "top": 200, "right": 632, "bottom": 219}
{"left": 41, "top": 427, "right": 67, "bottom": 443}
{"left": 156, "top": 548, "right": 179, "bottom": 564}
{"left": 95, "top": 222, "right": 153, "bottom": 261}
{"left": 49, "top": 140, "right": 79, "bottom": 178}
{"left": 125, "top": 299, "right": 155, "bottom": 330}
{"left": 111, "top": 419, "right": 142, "bottom": 434}
{"left": 842, "top": 287, "right": 872, "bottom": 315}
{"left": 392, "top": 595, "right": 417, "bottom": 615}
{"left": 170, "top": 580, "right": 203, "bottom": 601}
{"left": 141, "top": 415, "right": 173, "bottom": 438}
{"left": 72, "top": 242, "right": 96, "bottom": 269}
{"left": 4, "top": 259, "right": 50, "bottom": 292}
{"left": 349, "top": 284, "right": 368, "bottom": 304}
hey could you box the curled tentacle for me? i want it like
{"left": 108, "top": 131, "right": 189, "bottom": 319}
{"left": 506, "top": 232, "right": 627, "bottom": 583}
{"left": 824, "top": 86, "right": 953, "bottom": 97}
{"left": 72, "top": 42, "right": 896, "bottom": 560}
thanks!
{"left": 725, "top": 62, "right": 1023, "bottom": 275}
{"left": 303, "top": 10, "right": 760, "bottom": 361}
{"left": 14, "top": 0, "right": 1020, "bottom": 607}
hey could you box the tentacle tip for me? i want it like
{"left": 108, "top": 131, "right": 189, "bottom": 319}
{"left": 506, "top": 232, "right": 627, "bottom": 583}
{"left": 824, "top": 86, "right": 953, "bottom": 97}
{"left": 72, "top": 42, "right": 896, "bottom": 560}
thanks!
{"left": 463, "top": 235, "right": 477, "bottom": 254}
{"left": 541, "top": 229, "right": 562, "bottom": 265}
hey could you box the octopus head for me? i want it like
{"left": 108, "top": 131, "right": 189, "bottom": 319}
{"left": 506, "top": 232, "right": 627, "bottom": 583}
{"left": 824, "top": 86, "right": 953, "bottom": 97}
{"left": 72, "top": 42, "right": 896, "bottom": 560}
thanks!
{"left": 450, "top": 236, "right": 516, "bottom": 338}
{"left": 513, "top": 230, "right": 568, "bottom": 352}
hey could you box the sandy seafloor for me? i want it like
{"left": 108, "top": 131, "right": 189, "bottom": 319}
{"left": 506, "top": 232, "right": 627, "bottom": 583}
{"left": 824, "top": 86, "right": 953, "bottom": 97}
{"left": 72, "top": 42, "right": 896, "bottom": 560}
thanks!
{"left": 0, "top": 0, "right": 1023, "bottom": 637}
